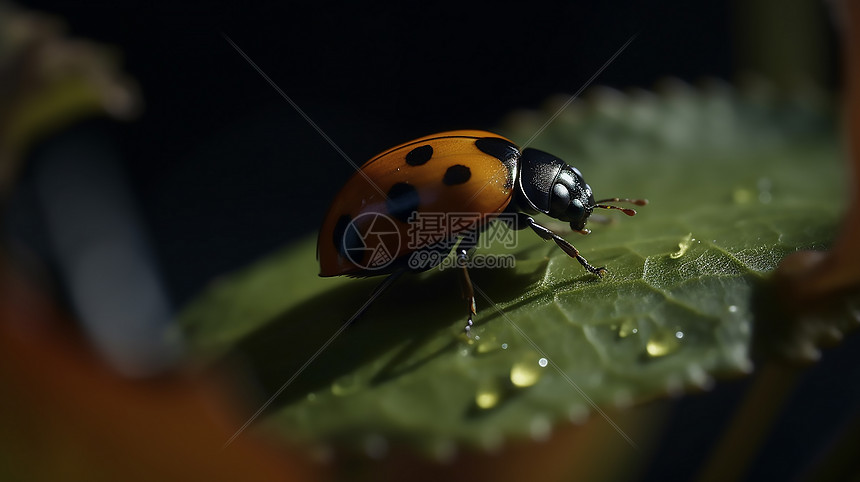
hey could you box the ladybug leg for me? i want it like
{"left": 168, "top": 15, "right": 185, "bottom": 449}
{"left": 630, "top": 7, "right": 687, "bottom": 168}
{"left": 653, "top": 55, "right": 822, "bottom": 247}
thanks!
{"left": 456, "top": 247, "right": 478, "bottom": 337}
{"left": 516, "top": 214, "right": 607, "bottom": 277}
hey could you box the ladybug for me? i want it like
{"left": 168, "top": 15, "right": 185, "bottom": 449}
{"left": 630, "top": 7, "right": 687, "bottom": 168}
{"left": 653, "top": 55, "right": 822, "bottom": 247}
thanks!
{"left": 318, "top": 130, "right": 646, "bottom": 335}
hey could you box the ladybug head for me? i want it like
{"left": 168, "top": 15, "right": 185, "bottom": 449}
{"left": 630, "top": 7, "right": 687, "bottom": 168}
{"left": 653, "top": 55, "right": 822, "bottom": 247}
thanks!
{"left": 517, "top": 148, "right": 645, "bottom": 233}
{"left": 547, "top": 165, "right": 596, "bottom": 231}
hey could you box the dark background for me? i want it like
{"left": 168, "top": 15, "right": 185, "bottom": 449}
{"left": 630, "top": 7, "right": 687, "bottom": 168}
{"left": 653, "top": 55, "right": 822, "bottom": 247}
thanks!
{"left": 13, "top": 1, "right": 854, "bottom": 480}
{"left": 18, "top": 0, "right": 748, "bottom": 305}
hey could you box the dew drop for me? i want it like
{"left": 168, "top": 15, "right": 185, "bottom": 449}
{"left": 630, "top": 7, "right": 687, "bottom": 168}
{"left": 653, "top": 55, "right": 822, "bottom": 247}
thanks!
{"left": 728, "top": 305, "right": 738, "bottom": 313}
{"left": 475, "top": 384, "right": 501, "bottom": 410}
{"left": 645, "top": 330, "right": 681, "bottom": 358}
{"left": 510, "top": 360, "right": 542, "bottom": 387}
{"left": 617, "top": 318, "right": 639, "bottom": 338}
{"left": 670, "top": 232, "right": 694, "bottom": 259}
{"left": 331, "top": 374, "right": 360, "bottom": 396}
{"left": 675, "top": 331, "right": 684, "bottom": 339}
{"left": 501, "top": 343, "right": 509, "bottom": 350}
{"left": 538, "top": 357, "right": 549, "bottom": 367}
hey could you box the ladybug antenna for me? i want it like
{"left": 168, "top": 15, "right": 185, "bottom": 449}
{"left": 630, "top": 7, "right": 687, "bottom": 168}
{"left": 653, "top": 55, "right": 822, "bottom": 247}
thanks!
{"left": 593, "top": 197, "right": 648, "bottom": 217}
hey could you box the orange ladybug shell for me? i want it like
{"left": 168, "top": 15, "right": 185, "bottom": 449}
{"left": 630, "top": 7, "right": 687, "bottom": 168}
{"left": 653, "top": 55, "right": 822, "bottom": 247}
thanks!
{"left": 318, "top": 130, "right": 520, "bottom": 277}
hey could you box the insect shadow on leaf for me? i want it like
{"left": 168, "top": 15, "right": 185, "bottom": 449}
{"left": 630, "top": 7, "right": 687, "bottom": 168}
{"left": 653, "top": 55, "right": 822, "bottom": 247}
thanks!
{"left": 224, "top": 263, "right": 540, "bottom": 414}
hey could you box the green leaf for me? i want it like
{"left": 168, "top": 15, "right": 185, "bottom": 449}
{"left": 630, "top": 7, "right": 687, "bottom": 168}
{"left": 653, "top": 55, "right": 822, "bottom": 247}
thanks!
{"left": 179, "top": 81, "right": 843, "bottom": 456}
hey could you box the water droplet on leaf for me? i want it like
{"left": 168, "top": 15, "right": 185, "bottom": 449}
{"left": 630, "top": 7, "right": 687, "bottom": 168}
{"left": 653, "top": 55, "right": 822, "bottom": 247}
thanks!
{"left": 510, "top": 359, "right": 542, "bottom": 387}
{"left": 617, "top": 318, "right": 639, "bottom": 338}
{"left": 645, "top": 330, "right": 681, "bottom": 357}
{"left": 475, "top": 384, "right": 501, "bottom": 410}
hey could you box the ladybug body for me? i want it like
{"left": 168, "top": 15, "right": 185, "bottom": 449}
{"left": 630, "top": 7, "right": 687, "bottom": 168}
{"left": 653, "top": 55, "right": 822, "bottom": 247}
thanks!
{"left": 318, "top": 130, "right": 518, "bottom": 277}
{"left": 318, "top": 129, "right": 645, "bottom": 334}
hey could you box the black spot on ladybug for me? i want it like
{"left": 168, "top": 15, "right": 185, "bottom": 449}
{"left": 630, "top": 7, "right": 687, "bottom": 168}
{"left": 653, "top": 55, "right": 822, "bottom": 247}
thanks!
{"left": 475, "top": 137, "right": 519, "bottom": 163}
{"left": 443, "top": 164, "right": 471, "bottom": 185}
{"left": 476, "top": 137, "right": 519, "bottom": 190}
{"left": 333, "top": 214, "right": 363, "bottom": 260}
{"left": 387, "top": 182, "right": 420, "bottom": 223}
{"left": 405, "top": 145, "right": 433, "bottom": 166}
